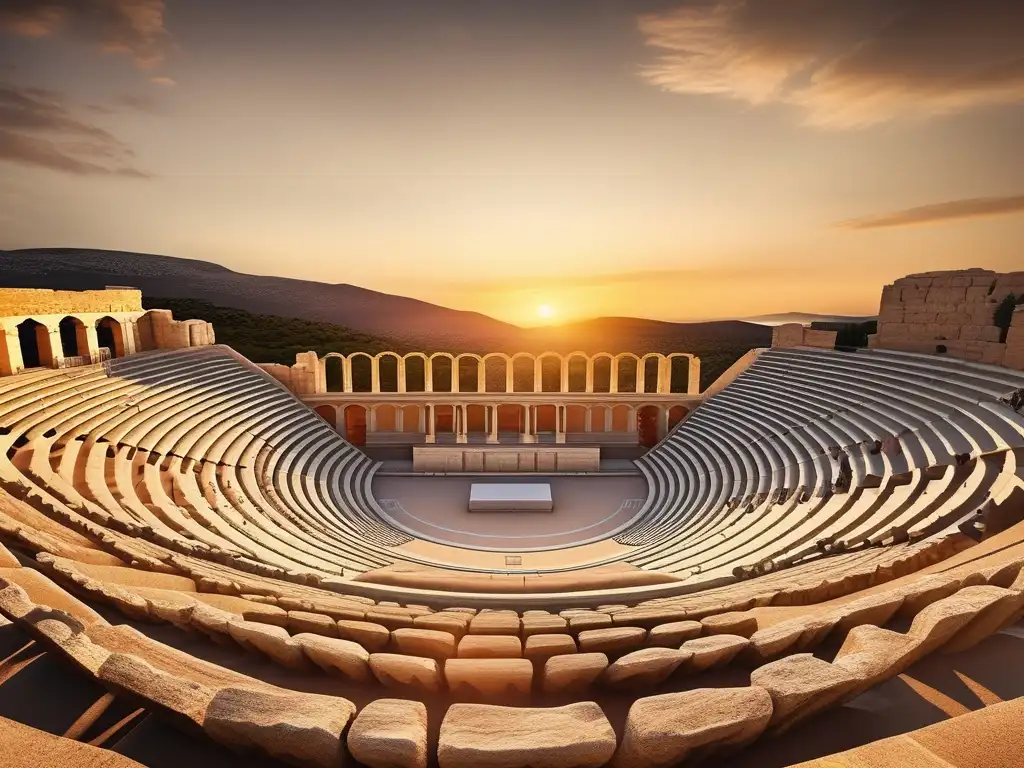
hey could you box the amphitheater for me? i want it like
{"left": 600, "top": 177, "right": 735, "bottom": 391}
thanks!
{"left": 0, "top": 270, "right": 1023, "bottom": 767}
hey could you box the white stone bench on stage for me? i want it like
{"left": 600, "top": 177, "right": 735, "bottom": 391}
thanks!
{"left": 468, "top": 483, "right": 553, "bottom": 512}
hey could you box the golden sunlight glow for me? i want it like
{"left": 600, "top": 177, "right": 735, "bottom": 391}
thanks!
{"left": 537, "top": 304, "right": 555, "bottom": 320}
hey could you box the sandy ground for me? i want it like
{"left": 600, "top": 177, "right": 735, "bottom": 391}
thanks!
{"left": 373, "top": 475, "right": 649, "bottom": 551}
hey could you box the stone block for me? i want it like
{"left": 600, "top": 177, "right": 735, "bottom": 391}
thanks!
{"left": 926, "top": 287, "right": 967, "bottom": 304}
{"left": 899, "top": 286, "right": 930, "bottom": 302}
{"left": 966, "top": 285, "right": 991, "bottom": 302}
{"left": 771, "top": 324, "right": 804, "bottom": 349}
{"left": 347, "top": 699, "right": 428, "bottom": 768}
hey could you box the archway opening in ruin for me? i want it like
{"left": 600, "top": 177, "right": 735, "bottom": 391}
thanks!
{"left": 325, "top": 357, "right": 344, "bottom": 392}
{"left": 643, "top": 356, "right": 660, "bottom": 393}
{"left": 484, "top": 356, "right": 507, "bottom": 393}
{"left": 592, "top": 356, "right": 612, "bottom": 393}
{"left": 434, "top": 404, "right": 455, "bottom": 435}
{"left": 431, "top": 356, "right": 454, "bottom": 393}
{"left": 375, "top": 405, "right": 397, "bottom": 432}
{"left": 58, "top": 316, "right": 87, "bottom": 358}
{"left": 344, "top": 405, "right": 367, "bottom": 446}
{"left": 378, "top": 355, "right": 400, "bottom": 393}
{"left": 511, "top": 356, "right": 534, "bottom": 393}
{"left": 535, "top": 404, "right": 557, "bottom": 434}
{"left": 314, "top": 405, "right": 336, "bottom": 429}
{"left": 539, "top": 355, "right": 561, "bottom": 393}
{"left": 404, "top": 355, "right": 426, "bottom": 392}
{"left": 466, "top": 404, "right": 487, "bottom": 434}
{"left": 401, "top": 405, "right": 421, "bottom": 434}
{"left": 497, "top": 404, "right": 522, "bottom": 434}
{"left": 566, "top": 405, "right": 587, "bottom": 434}
{"left": 567, "top": 355, "right": 588, "bottom": 392}
{"left": 457, "top": 356, "right": 481, "bottom": 393}
{"left": 350, "top": 354, "right": 373, "bottom": 393}
{"left": 96, "top": 317, "right": 125, "bottom": 358}
{"left": 638, "top": 405, "right": 660, "bottom": 448}
{"left": 670, "top": 356, "right": 689, "bottom": 393}
{"left": 668, "top": 405, "right": 689, "bottom": 432}
{"left": 17, "top": 319, "right": 52, "bottom": 369}
{"left": 617, "top": 356, "right": 638, "bottom": 393}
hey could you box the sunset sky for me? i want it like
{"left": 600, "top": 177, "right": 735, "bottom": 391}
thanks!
{"left": 1, "top": 1, "right": 1023, "bottom": 325}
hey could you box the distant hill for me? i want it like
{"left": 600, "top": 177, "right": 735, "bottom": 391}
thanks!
{"left": 742, "top": 312, "right": 877, "bottom": 326}
{"left": 0, "top": 248, "right": 773, "bottom": 387}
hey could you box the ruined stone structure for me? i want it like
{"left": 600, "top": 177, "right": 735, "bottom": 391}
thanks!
{"left": 264, "top": 351, "right": 699, "bottom": 448}
{"left": 0, "top": 271, "right": 1022, "bottom": 767}
{"left": 0, "top": 287, "right": 216, "bottom": 376}
{"left": 870, "top": 269, "right": 1024, "bottom": 369}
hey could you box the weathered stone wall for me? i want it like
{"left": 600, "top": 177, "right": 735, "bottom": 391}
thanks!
{"left": 771, "top": 324, "right": 837, "bottom": 349}
{"left": 412, "top": 446, "right": 600, "bottom": 473}
{"left": 0, "top": 287, "right": 142, "bottom": 316}
{"left": 869, "top": 269, "right": 1024, "bottom": 370}
{"left": 135, "top": 310, "right": 215, "bottom": 353}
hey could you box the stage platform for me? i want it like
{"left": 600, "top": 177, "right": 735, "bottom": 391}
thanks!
{"left": 413, "top": 445, "right": 600, "bottom": 473}
{"left": 469, "top": 483, "right": 553, "bottom": 512}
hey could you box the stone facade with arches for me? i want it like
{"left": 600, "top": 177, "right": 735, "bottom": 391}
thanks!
{"left": 0, "top": 288, "right": 216, "bottom": 376}
{"left": 262, "top": 350, "right": 702, "bottom": 448}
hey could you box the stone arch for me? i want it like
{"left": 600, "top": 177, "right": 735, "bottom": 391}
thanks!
{"left": 566, "top": 352, "right": 588, "bottom": 393}
{"left": 668, "top": 404, "right": 689, "bottom": 432}
{"left": 374, "top": 404, "right": 398, "bottom": 432}
{"left": 324, "top": 355, "right": 344, "bottom": 392}
{"left": 17, "top": 318, "right": 53, "bottom": 369}
{"left": 535, "top": 404, "right": 557, "bottom": 434}
{"left": 496, "top": 404, "right": 522, "bottom": 433}
{"left": 429, "top": 353, "right": 455, "bottom": 393}
{"left": 591, "top": 353, "right": 613, "bottom": 393}
{"left": 667, "top": 353, "right": 692, "bottom": 394}
{"left": 401, "top": 405, "right": 421, "bottom": 433}
{"left": 510, "top": 353, "right": 535, "bottom": 393}
{"left": 96, "top": 316, "right": 125, "bottom": 358}
{"left": 349, "top": 352, "right": 374, "bottom": 393}
{"left": 614, "top": 353, "right": 640, "bottom": 393}
{"left": 313, "top": 404, "right": 337, "bottom": 429}
{"left": 403, "top": 353, "right": 428, "bottom": 392}
{"left": 538, "top": 352, "right": 562, "bottom": 393}
{"left": 343, "top": 405, "right": 367, "bottom": 446}
{"left": 482, "top": 353, "right": 509, "bottom": 393}
{"left": 58, "top": 315, "right": 87, "bottom": 358}
{"left": 376, "top": 352, "right": 401, "bottom": 393}
{"left": 611, "top": 403, "right": 632, "bottom": 432}
{"left": 455, "top": 353, "right": 483, "bottom": 393}
{"left": 637, "top": 405, "right": 660, "bottom": 448}
{"left": 565, "top": 404, "right": 587, "bottom": 433}
{"left": 640, "top": 353, "right": 663, "bottom": 394}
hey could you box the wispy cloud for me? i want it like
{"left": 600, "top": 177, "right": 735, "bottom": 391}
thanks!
{"left": 0, "top": 0, "right": 170, "bottom": 68}
{"left": 149, "top": 75, "right": 175, "bottom": 86}
{"left": 837, "top": 194, "right": 1024, "bottom": 230}
{"left": 638, "top": 1, "right": 1024, "bottom": 128}
{"left": 0, "top": 82, "right": 149, "bottom": 177}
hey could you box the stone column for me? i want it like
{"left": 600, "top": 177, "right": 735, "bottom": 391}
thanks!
{"left": 584, "top": 408, "right": 592, "bottom": 433}
{"left": 397, "top": 357, "right": 407, "bottom": 393}
{"left": 452, "top": 358, "right": 460, "bottom": 394}
{"left": 424, "top": 359, "right": 433, "bottom": 393}
{"left": 522, "top": 404, "right": 536, "bottom": 443}
{"left": 658, "top": 357, "right": 671, "bottom": 394}
{"left": 586, "top": 357, "right": 594, "bottom": 393}
{"left": 343, "top": 357, "right": 353, "bottom": 393}
{"left": 627, "top": 406, "right": 638, "bottom": 434}
{"left": 80, "top": 323, "right": 101, "bottom": 363}
{"left": 456, "top": 404, "right": 468, "bottom": 444}
{"left": 425, "top": 405, "right": 436, "bottom": 444}
{"left": 609, "top": 358, "right": 619, "bottom": 394}
{"left": 687, "top": 356, "right": 701, "bottom": 394}
{"left": 368, "top": 407, "right": 377, "bottom": 435}
{"left": 560, "top": 357, "right": 569, "bottom": 393}
{"left": 370, "top": 358, "right": 380, "bottom": 393}
{"left": 604, "top": 407, "right": 612, "bottom": 432}
{"left": 636, "top": 360, "right": 646, "bottom": 394}
{"left": 505, "top": 360, "right": 514, "bottom": 393}
{"left": 487, "top": 404, "right": 499, "bottom": 444}
{"left": 0, "top": 326, "right": 23, "bottom": 376}
{"left": 533, "top": 357, "right": 543, "bottom": 393}
{"left": 477, "top": 362, "right": 486, "bottom": 393}
{"left": 43, "top": 326, "right": 61, "bottom": 368}
{"left": 396, "top": 407, "right": 404, "bottom": 433}
{"left": 555, "top": 404, "right": 566, "bottom": 444}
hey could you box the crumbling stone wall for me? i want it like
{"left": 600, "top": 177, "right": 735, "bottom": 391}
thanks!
{"left": 771, "top": 324, "right": 837, "bottom": 349}
{"left": 135, "top": 310, "right": 216, "bottom": 352}
{"left": 870, "top": 269, "right": 1024, "bottom": 370}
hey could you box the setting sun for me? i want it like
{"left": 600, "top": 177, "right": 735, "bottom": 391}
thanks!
{"left": 537, "top": 304, "right": 555, "bottom": 320}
